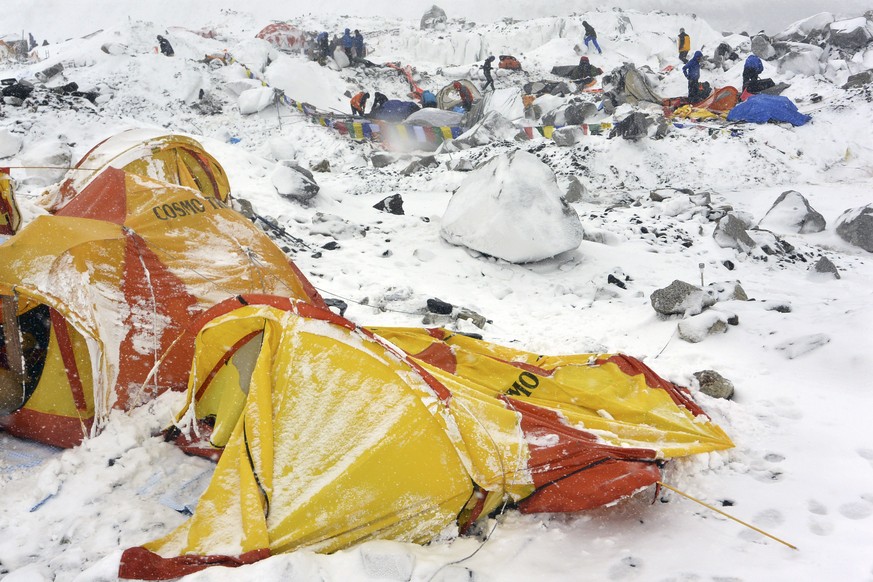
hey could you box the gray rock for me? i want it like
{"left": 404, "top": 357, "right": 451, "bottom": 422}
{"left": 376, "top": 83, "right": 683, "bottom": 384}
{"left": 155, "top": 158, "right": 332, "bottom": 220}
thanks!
{"left": 843, "top": 69, "right": 873, "bottom": 89}
{"left": 713, "top": 214, "right": 757, "bottom": 253}
{"left": 706, "top": 281, "right": 748, "bottom": 302}
{"left": 650, "top": 280, "right": 716, "bottom": 317}
{"left": 836, "top": 204, "right": 873, "bottom": 252}
{"left": 271, "top": 162, "right": 319, "bottom": 202}
{"left": 311, "top": 159, "right": 331, "bottom": 172}
{"left": 552, "top": 126, "right": 585, "bottom": 147}
{"left": 812, "top": 256, "right": 840, "bottom": 279}
{"left": 371, "top": 152, "right": 400, "bottom": 168}
{"left": 420, "top": 5, "right": 448, "bottom": 30}
{"left": 233, "top": 197, "right": 256, "bottom": 220}
{"left": 565, "top": 176, "right": 588, "bottom": 203}
{"left": 446, "top": 158, "right": 475, "bottom": 171}
{"left": 758, "top": 190, "right": 826, "bottom": 234}
{"left": 694, "top": 370, "right": 735, "bottom": 400}
{"left": 751, "top": 34, "right": 777, "bottom": 60}
{"left": 374, "top": 194, "right": 404, "bottom": 215}
{"left": 678, "top": 311, "right": 730, "bottom": 343}
{"left": 563, "top": 102, "right": 599, "bottom": 125}
{"left": 829, "top": 22, "right": 873, "bottom": 51}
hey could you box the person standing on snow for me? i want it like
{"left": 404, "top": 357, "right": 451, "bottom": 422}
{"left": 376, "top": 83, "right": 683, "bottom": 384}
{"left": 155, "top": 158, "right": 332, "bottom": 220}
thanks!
{"left": 453, "top": 81, "right": 473, "bottom": 111}
{"left": 682, "top": 50, "right": 704, "bottom": 102}
{"left": 350, "top": 91, "right": 369, "bottom": 116}
{"left": 316, "top": 31, "right": 329, "bottom": 59}
{"left": 678, "top": 28, "right": 690, "bottom": 63}
{"left": 741, "top": 54, "right": 774, "bottom": 94}
{"left": 371, "top": 92, "right": 388, "bottom": 114}
{"left": 342, "top": 29, "right": 353, "bottom": 60}
{"left": 582, "top": 21, "right": 602, "bottom": 54}
{"left": 481, "top": 55, "right": 496, "bottom": 91}
{"left": 353, "top": 30, "right": 365, "bottom": 59}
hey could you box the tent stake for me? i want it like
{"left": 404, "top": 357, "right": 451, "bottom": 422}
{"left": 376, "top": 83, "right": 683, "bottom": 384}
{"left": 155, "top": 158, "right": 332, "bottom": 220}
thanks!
{"left": 657, "top": 481, "right": 798, "bottom": 550}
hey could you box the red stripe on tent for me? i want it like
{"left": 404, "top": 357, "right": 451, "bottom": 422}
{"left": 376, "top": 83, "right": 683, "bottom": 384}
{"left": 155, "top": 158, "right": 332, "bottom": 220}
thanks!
{"left": 187, "top": 149, "right": 223, "bottom": 201}
{"left": 503, "top": 360, "right": 555, "bottom": 378}
{"left": 55, "top": 166, "right": 128, "bottom": 224}
{"left": 409, "top": 342, "right": 457, "bottom": 375}
{"left": 597, "top": 354, "right": 707, "bottom": 418}
{"left": 1, "top": 407, "right": 91, "bottom": 448}
{"left": 49, "top": 308, "right": 87, "bottom": 412}
{"left": 501, "top": 396, "right": 660, "bottom": 513}
{"left": 118, "top": 546, "right": 270, "bottom": 580}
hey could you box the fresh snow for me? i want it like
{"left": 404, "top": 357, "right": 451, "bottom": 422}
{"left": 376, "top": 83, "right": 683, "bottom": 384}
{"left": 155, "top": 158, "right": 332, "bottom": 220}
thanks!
{"left": 2, "top": 3, "right": 873, "bottom": 582}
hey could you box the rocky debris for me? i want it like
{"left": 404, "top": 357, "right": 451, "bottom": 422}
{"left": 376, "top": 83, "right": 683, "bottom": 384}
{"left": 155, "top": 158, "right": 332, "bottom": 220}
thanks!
{"left": 564, "top": 176, "right": 588, "bottom": 203}
{"left": 762, "top": 300, "right": 792, "bottom": 313}
{"left": 271, "top": 161, "right": 319, "bottom": 202}
{"left": 446, "top": 158, "right": 475, "bottom": 172}
{"left": 35, "top": 62, "right": 64, "bottom": 83}
{"left": 706, "top": 281, "right": 748, "bottom": 302}
{"left": 311, "top": 212, "right": 367, "bottom": 239}
{"left": 552, "top": 126, "right": 586, "bottom": 147}
{"left": 440, "top": 150, "right": 584, "bottom": 263}
{"left": 758, "top": 190, "right": 826, "bottom": 234}
{"left": 233, "top": 197, "right": 256, "bottom": 221}
{"left": 843, "top": 69, "right": 873, "bottom": 89}
{"left": 323, "top": 298, "right": 348, "bottom": 317}
{"left": 192, "top": 89, "right": 222, "bottom": 115}
{"left": 401, "top": 155, "right": 438, "bottom": 175}
{"left": 678, "top": 310, "right": 731, "bottom": 343}
{"left": 835, "top": 204, "right": 873, "bottom": 252}
{"left": 775, "top": 333, "right": 830, "bottom": 359}
{"left": 829, "top": 17, "right": 873, "bottom": 52}
{"left": 426, "top": 297, "right": 453, "bottom": 315}
{"left": 812, "top": 256, "right": 840, "bottom": 279}
{"left": 542, "top": 101, "right": 598, "bottom": 126}
{"left": 713, "top": 213, "right": 757, "bottom": 253}
{"left": 311, "top": 159, "right": 331, "bottom": 172}
{"left": 609, "top": 111, "right": 652, "bottom": 141}
{"left": 420, "top": 5, "right": 448, "bottom": 30}
{"left": 694, "top": 370, "right": 735, "bottom": 400}
{"left": 650, "top": 280, "right": 716, "bottom": 317}
{"left": 751, "top": 34, "right": 776, "bottom": 60}
{"left": 374, "top": 194, "right": 404, "bottom": 215}
{"left": 371, "top": 152, "right": 402, "bottom": 168}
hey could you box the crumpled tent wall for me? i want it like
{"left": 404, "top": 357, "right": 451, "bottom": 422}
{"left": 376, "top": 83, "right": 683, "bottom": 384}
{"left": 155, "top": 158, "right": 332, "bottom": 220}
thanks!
{"left": 42, "top": 129, "right": 231, "bottom": 214}
{"left": 436, "top": 79, "right": 481, "bottom": 110}
{"left": 0, "top": 167, "right": 21, "bottom": 235}
{"left": 119, "top": 297, "right": 732, "bottom": 579}
{"left": 0, "top": 171, "right": 322, "bottom": 448}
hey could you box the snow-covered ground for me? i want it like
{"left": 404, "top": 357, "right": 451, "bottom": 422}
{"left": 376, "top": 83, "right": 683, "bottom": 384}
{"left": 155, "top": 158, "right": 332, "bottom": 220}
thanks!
{"left": 2, "top": 4, "right": 873, "bottom": 582}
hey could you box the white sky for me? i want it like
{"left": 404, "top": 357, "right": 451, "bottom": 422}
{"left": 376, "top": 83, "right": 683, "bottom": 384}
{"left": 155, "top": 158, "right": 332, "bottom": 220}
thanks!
{"left": 3, "top": 0, "right": 871, "bottom": 41}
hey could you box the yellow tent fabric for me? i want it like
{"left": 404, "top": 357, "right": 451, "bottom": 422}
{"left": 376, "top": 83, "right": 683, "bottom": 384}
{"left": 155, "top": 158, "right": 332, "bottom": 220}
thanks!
{"left": 121, "top": 303, "right": 477, "bottom": 578}
{"left": 0, "top": 173, "right": 318, "bottom": 447}
{"left": 0, "top": 167, "right": 21, "bottom": 235}
{"left": 368, "top": 327, "right": 734, "bottom": 458}
{"left": 42, "top": 129, "right": 231, "bottom": 213}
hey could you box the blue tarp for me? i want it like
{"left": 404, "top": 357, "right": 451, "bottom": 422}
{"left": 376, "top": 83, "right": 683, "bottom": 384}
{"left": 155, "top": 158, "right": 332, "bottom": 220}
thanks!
{"left": 727, "top": 94, "right": 811, "bottom": 126}
{"left": 369, "top": 100, "right": 420, "bottom": 122}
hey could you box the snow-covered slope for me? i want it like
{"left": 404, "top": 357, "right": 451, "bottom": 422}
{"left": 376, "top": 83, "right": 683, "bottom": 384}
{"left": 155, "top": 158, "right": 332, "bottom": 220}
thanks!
{"left": 1, "top": 4, "right": 873, "bottom": 582}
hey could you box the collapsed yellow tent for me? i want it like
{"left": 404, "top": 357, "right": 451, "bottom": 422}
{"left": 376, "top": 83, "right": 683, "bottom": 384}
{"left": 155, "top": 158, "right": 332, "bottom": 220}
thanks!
{"left": 41, "top": 129, "right": 231, "bottom": 213}
{"left": 121, "top": 297, "right": 732, "bottom": 579}
{"left": 0, "top": 167, "right": 21, "bottom": 236}
{"left": 0, "top": 171, "right": 321, "bottom": 448}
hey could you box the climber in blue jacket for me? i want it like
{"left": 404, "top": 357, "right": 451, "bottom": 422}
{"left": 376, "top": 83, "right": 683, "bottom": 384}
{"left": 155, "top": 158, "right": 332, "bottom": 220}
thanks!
{"left": 682, "top": 50, "right": 704, "bottom": 102}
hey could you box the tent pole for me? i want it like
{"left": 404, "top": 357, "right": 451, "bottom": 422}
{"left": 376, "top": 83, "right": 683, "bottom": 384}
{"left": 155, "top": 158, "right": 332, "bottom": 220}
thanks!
{"left": 657, "top": 481, "right": 798, "bottom": 550}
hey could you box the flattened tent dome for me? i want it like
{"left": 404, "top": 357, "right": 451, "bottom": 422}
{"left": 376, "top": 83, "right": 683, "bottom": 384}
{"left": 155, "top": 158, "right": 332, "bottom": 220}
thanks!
{"left": 0, "top": 171, "right": 322, "bottom": 448}
{"left": 121, "top": 298, "right": 692, "bottom": 579}
{"left": 255, "top": 22, "right": 306, "bottom": 52}
{"left": 436, "top": 79, "right": 481, "bottom": 110}
{"left": 42, "top": 129, "right": 231, "bottom": 214}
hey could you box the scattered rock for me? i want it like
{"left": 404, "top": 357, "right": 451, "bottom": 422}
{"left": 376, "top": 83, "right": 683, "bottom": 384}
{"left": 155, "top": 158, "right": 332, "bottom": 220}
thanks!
{"left": 420, "top": 5, "right": 448, "bottom": 30}
{"left": 311, "top": 159, "right": 331, "bottom": 172}
{"left": 564, "top": 176, "right": 588, "bottom": 203}
{"left": 713, "top": 213, "right": 757, "bottom": 253}
{"left": 401, "top": 155, "right": 438, "bottom": 175}
{"left": 828, "top": 18, "right": 873, "bottom": 52}
{"left": 843, "top": 69, "right": 873, "bottom": 90}
{"left": 650, "top": 280, "right": 716, "bottom": 317}
{"left": 835, "top": 204, "right": 873, "bottom": 252}
{"left": 233, "top": 197, "right": 256, "bottom": 220}
{"left": 427, "top": 297, "right": 453, "bottom": 315}
{"left": 751, "top": 34, "right": 776, "bottom": 60}
{"left": 374, "top": 194, "right": 404, "bottom": 215}
{"left": 763, "top": 301, "right": 792, "bottom": 313}
{"left": 371, "top": 152, "right": 401, "bottom": 168}
{"left": 694, "top": 370, "right": 735, "bottom": 400}
{"left": 271, "top": 161, "right": 319, "bottom": 202}
{"left": 607, "top": 274, "right": 626, "bottom": 289}
{"left": 678, "top": 310, "right": 730, "bottom": 343}
{"left": 812, "top": 256, "right": 840, "bottom": 279}
{"left": 609, "top": 111, "right": 652, "bottom": 141}
{"left": 758, "top": 190, "right": 826, "bottom": 234}
{"left": 706, "top": 281, "right": 748, "bottom": 302}
{"left": 446, "top": 158, "right": 475, "bottom": 171}
{"left": 552, "top": 126, "right": 585, "bottom": 147}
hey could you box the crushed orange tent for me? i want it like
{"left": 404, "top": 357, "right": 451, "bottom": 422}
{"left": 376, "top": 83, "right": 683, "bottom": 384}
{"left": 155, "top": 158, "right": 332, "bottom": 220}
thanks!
{"left": 0, "top": 169, "right": 322, "bottom": 448}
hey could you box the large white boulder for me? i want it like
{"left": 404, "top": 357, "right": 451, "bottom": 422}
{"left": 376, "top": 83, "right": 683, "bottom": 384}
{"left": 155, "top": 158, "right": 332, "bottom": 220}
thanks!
{"left": 440, "top": 150, "right": 583, "bottom": 263}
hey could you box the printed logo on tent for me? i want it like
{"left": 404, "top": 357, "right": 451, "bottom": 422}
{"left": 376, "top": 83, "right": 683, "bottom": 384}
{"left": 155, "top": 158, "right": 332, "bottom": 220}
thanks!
{"left": 152, "top": 196, "right": 226, "bottom": 221}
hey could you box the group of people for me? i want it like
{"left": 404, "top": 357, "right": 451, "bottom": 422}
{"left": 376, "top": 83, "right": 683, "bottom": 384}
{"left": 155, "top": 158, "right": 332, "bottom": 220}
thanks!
{"left": 350, "top": 91, "right": 387, "bottom": 116}
{"left": 314, "top": 28, "right": 365, "bottom": 61}
{"left": 679, "top": 28, "right": 774, "bottom": 103}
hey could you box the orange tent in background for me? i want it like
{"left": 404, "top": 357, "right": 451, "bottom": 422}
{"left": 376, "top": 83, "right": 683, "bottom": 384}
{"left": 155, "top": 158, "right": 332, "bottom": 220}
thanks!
{"left": 256, "top": 22, "right": 306, "bottom": 52}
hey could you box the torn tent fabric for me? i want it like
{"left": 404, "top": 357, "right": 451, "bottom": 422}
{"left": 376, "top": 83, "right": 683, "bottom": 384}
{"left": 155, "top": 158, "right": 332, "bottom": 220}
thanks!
{"left": 121, "top": 301, "right": 731, "bottom": 579}
{"left": 0, "top": 172, "right": 322, "bottom": 448}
